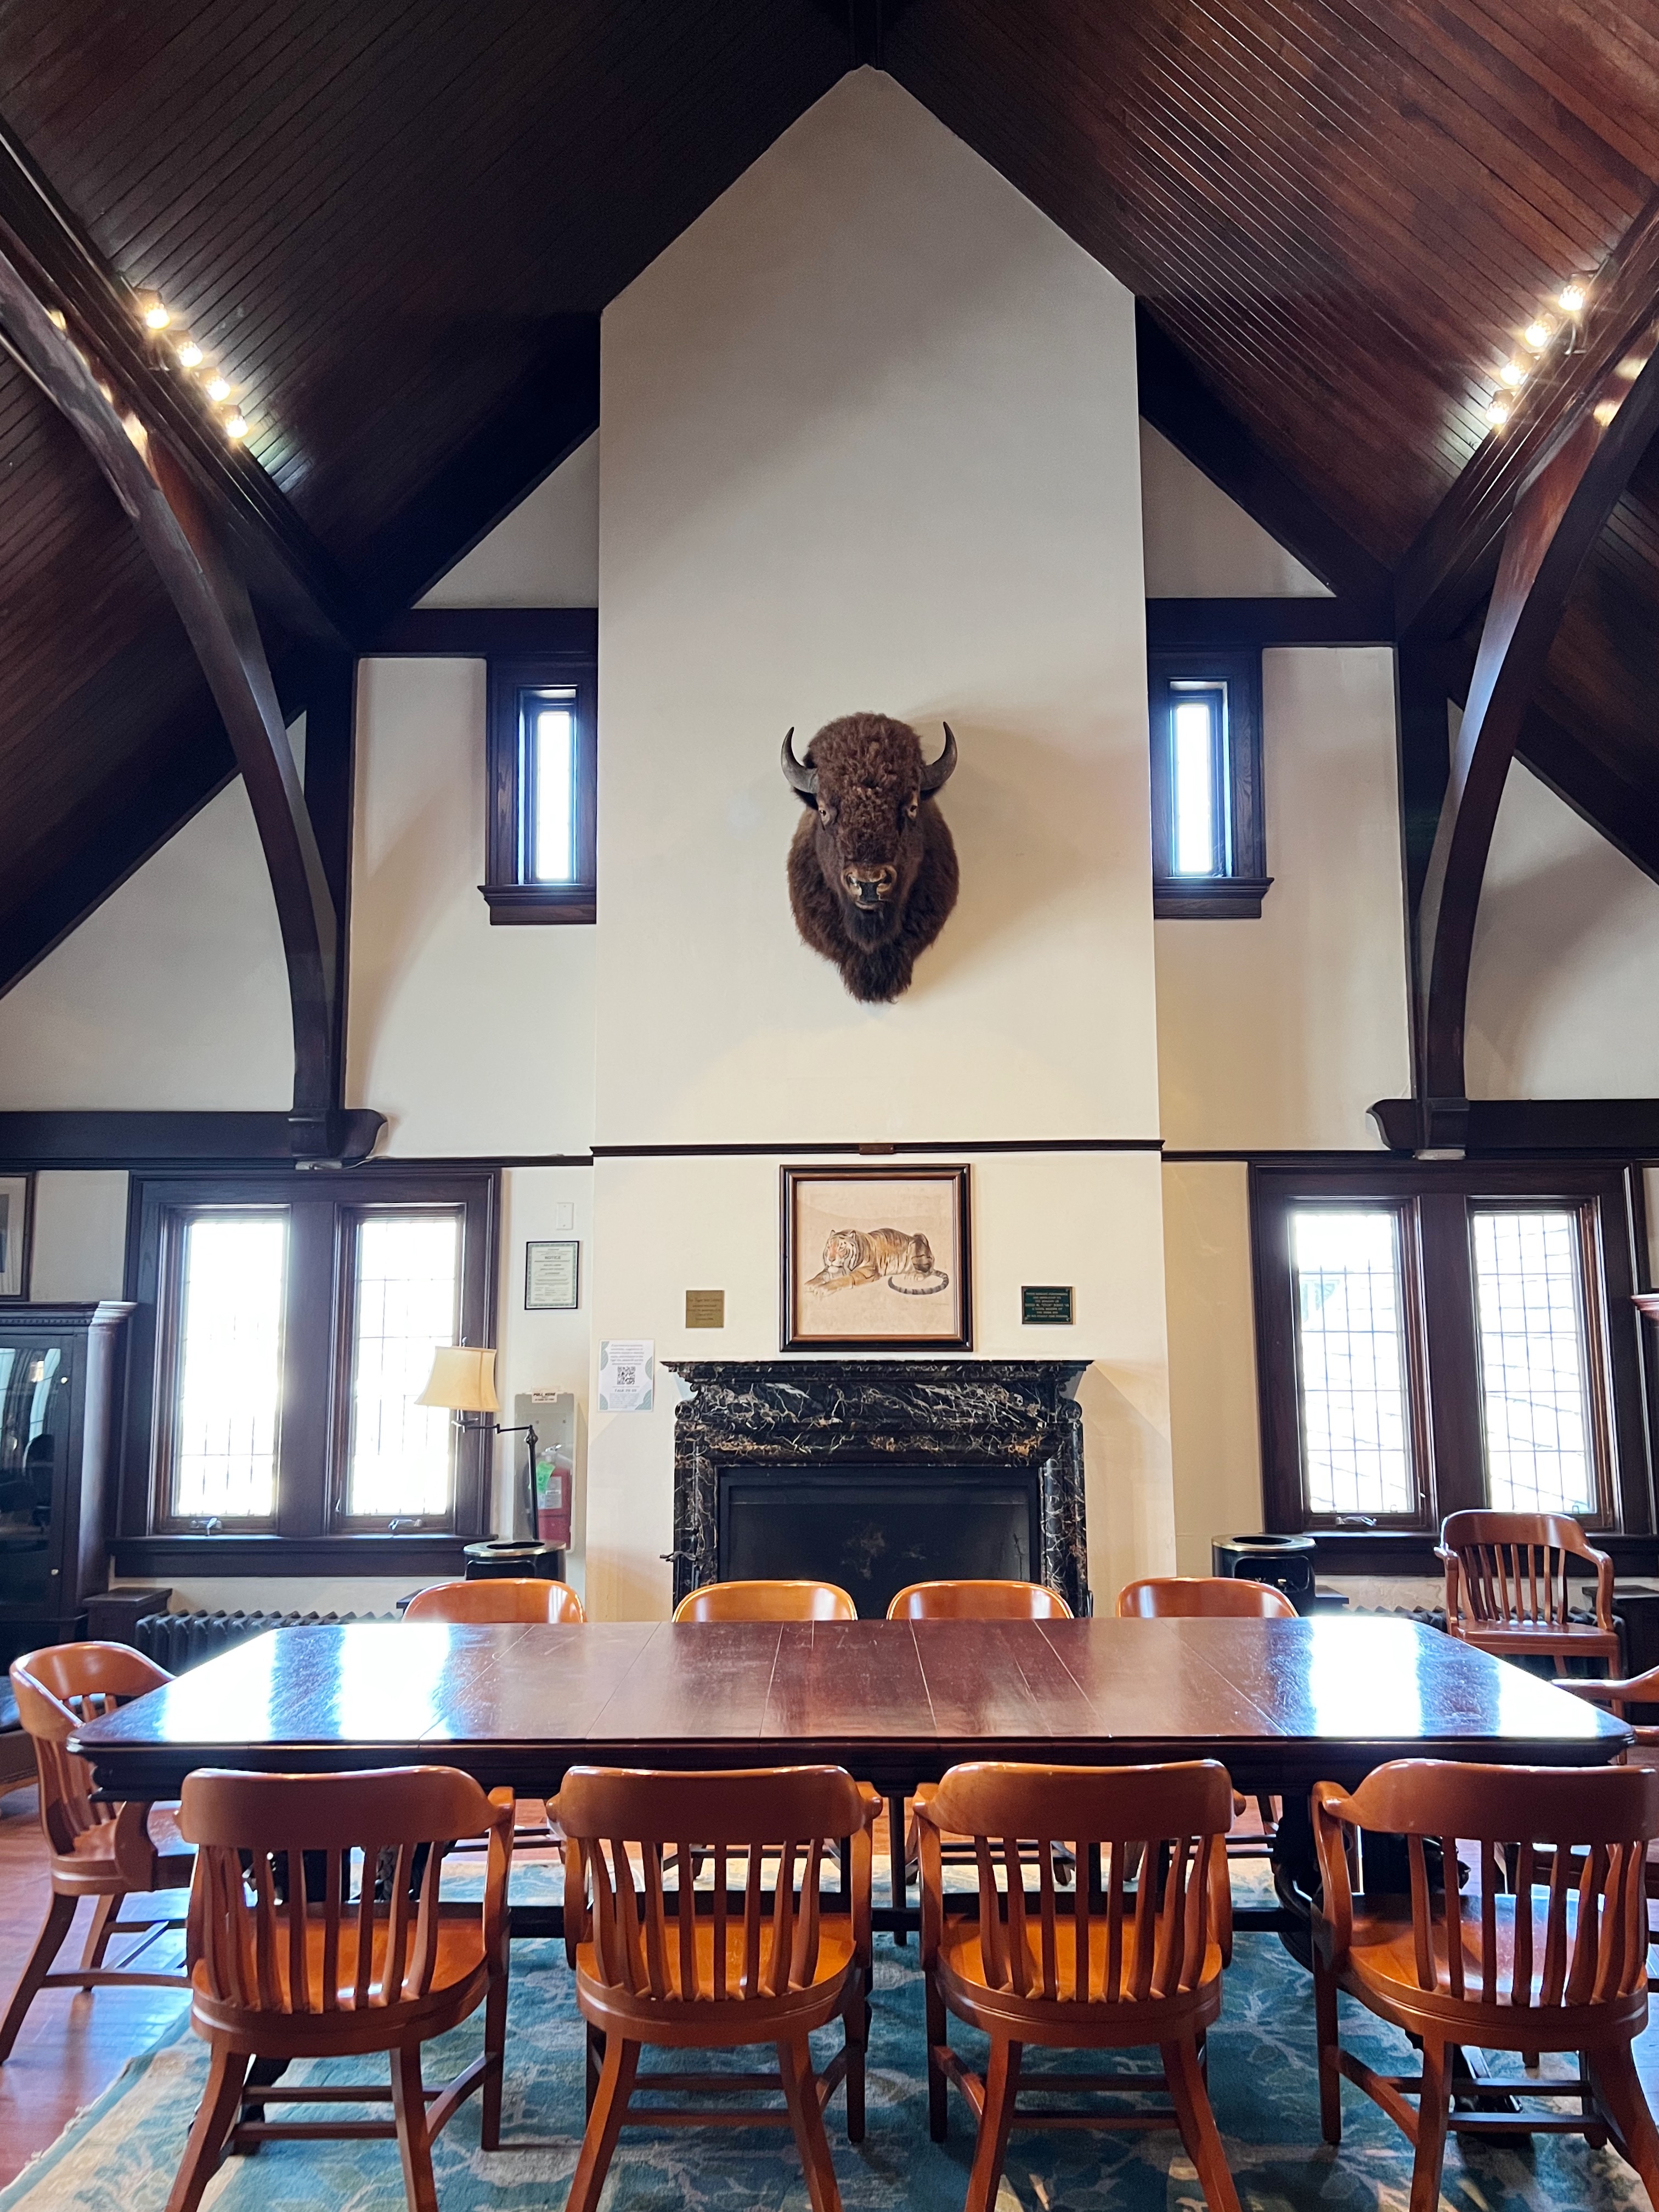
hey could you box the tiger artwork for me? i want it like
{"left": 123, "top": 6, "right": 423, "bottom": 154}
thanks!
{"left": 806, "top": 1226, "right": 950, "bottom": 1296}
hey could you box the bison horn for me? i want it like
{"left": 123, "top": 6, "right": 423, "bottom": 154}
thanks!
{"left": 920, "top": 721, "right": 958, "bottom": 794}
{"left": 780, "top": 726, "right": 818, "bottom": 798}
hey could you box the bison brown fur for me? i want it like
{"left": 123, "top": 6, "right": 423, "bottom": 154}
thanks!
{"left": 783, "top": 712, "right": 960, "bottom": 1003}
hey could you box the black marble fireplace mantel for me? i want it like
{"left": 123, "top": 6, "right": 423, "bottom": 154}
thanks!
{"left": 663, "top": 1360, "right": 1090, "bottom": 1615}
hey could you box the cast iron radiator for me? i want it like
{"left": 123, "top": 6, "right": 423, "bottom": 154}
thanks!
{"left": 131, "top": 1609, "right": 391, "bottom": 1671}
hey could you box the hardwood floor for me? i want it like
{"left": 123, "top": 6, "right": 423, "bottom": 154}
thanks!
{"left": 0, "top": 1784, "right": 189, "bottom": 2187}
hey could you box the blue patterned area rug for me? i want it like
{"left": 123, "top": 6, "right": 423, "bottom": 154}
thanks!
{"left": 2, "top": 1898, "right": 1651, "bottom": 2211}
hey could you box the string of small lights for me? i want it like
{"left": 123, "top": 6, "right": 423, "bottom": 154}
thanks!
{"left": 138, "top": 291, "right": 250, "bottom": 441}
{"left": 1483, "top": 279, "right": 1589, "bottom": 431}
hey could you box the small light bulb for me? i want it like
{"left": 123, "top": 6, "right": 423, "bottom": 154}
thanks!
{"left": 1523, "top": 318, "right": 1551, "bottom": 351}
{"left": 223, "top": 411, "right": 249, "bottom": 440}
{"left": 1559, "top": 281, "right": 1587, "bottom": 314}
{"left": 1485, "top": 399, "right": 1511, "bottom": 428}
{"left": 46, "top": 306, "right": 65, "bottom": 332}
{"left": 143, "top": 301, "right": 171, "bottom": 330}
{"left": 1499, "top": 359, "right": 1527, "bottom": 388}
{"left": 176, "top": 340, "right": 202, "bottom": 368}
{"left": 206, "top": 375, "right": 231, "bottom": 402}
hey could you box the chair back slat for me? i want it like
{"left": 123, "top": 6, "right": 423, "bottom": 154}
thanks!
{"left": 177, "top": 1765, "right": 500, "bottom": 2020}
{"left": 1441, "top": 1511, "right": 1612, "bottom": 1634}
{"left": 1315, "top": 1759, "right": 1658, "bottom": 2023}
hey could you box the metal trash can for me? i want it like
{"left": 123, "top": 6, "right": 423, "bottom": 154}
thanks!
{"left": 1210, "top": 1533, "right": 1318, "bottom": 1614}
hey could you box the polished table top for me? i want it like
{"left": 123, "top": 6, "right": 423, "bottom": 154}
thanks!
{"left": 74, "top": 1615, "right": 1630, "bottom": 1798}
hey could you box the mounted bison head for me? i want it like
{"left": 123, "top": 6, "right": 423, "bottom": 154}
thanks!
{"left": 781, "top": 712, "right": 960, "bottom": 1002}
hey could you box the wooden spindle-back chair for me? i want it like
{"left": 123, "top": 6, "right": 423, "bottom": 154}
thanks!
{"left": 1312, "top": 1758, "right": 1659, "bottom": 2211}
{"left": 672, "top": 1579, "right": 856, "bottom": 1622}
{"left": 1116, "top": 1576, "right": 1296, "bottom": 1620}
{"left": 917, "top": 1758, "right": 1240, "bottom": 2212}
{"left": 887, "top": 1579, "right": 1073, "bottom": 1620}
{"left": 551, "top": 1763, "right": 878, "bottom": 2212}
{"left": 167, "top": 1764, "right": 514, "bottom": 2212}
{"left": 1, "top": 1644, "right": 190, "bottom": 2062}
{"left": 402, "top": 1576, "right": 585, "bottom": 1623}
{"left": 1438, "top": 1510, "right": 1618, "bottom": 1672}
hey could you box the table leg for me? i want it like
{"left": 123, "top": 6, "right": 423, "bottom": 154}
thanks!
{"left": 887, "top": 1795, "right": 907, "bottom": 1946}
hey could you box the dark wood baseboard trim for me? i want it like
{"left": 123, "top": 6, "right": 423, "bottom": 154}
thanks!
{"left": 587, "top": 1138, "right": 1166, "bottom": 1159}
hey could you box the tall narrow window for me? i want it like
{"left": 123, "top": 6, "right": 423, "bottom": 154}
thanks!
{"left": 1149, "top": 651, "right": 1269, "bottom": 917}
{"left": 171, "top": 1213, "right": 287, "bottom": 1523}
{"left": 483, "top": 652, "right": 596, "bottom": 923}
{"left": 345, "top": 1211, "right": 462, "bottom": 1521}
{"left": 1290, "top": 1207, "right": 1415, "bottom": 1518}
{"left": 1472, "top": 1209, "right": 1598, "bottom": 1517}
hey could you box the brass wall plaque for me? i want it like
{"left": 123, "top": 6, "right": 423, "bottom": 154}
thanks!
{"left": 1022, "top": 1285, "right": 1074, "bottom": 1325}
{"left": 685, "top": 1289, "right": 725, "bottom": 1329}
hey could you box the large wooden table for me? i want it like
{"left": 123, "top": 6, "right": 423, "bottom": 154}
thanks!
{"left": 74, "top": 1616, "right": 1630, "bottom": 1939}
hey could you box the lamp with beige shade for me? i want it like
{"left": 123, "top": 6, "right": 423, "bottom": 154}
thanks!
{"left": 415, "top": 1346, "right": 545, "bottom": 1568}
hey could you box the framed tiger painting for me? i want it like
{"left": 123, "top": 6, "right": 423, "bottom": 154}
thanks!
{"left": 781, "top": 1164, "right": 971, "bottom": 1352}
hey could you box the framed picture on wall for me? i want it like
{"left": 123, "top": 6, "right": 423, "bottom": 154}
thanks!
{"left": 781, "top": 1164, "right": 970, "bottom": 1352}
{"left": 0, "top": 1175, "right": 34, "bottom": 1301}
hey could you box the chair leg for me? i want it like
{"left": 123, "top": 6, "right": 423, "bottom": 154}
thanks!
{"left": 566, "top": 2033, "right": 640, "bottom": 2212}
{"left": 778, "top": 2034, "right": 841, "bottom": 2212}
{"left": 1164, "top": 2035, "right": 1242, "bottom": 2212}
{"left": 887, "top": 1795, "right": 907, "bottom": 1944}
{"left": 585, "top": 2023, "right": 604, "bottom": 2118}
{"left": 964, "top": 2037, "right": 1022, "bottom": 2212}
{"left": 1313, "top": 1951, "right": 1341, "bottom": 2145}
{"left": 391, "top": 2044, "right": 439, "bottom": 2212}
{"left": 926, "top": 1962, "right": 949, "bottom": 2142}
{"left": 479, "top": 1960, "right": 508, "bottom": 2150}
{"left": 0, "top": 1889, "right": 78, "bottom": 2060}
{"left": 1587, "top": 2040, "right": 1659, "bottom": 2200}
{"left": 80, "top": 1893, "right": 120, "bottom": 1973}
{"left": 842, "top": 1976, "right": 867, "bottom": 2144}
{"left": 163, "top": 2047, "right": 249, "bottom": 2212}
{"left": 1410, "top": 2038, "right": 1453, "bottom": 2212}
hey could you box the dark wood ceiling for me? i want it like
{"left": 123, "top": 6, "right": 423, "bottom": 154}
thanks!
{"left": 2, "top": 0, "right": 1658, "bottom": 996}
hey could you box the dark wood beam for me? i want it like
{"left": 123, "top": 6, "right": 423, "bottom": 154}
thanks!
{"left": 367, "top": 608, "right": 597, "bottom": 658}
{"left": 1135, "top": 302, "right": 1393, "bottom": 623}
{"left": 0, "top": 110, "right": 364, "bottom": 647}
{"left": 1370, "top": 1097, "right": 1659, "bottom": 1157}
{"left": 285, "top": 650, "right": 358, "bottom": 1108}
{"left": 1416, "top": 332, "right": 1659, "bottom": 1130}
{"left": 0, "top": 1110, "right": 383, "bottom": 1170}
{"left": 0, "top": 244, "right": 342, "bottom": 1152}
{"left": 1146, "top": 597, "right": 1392, "bottom": 650}
{"left": 1394, "top": 189, "right": 1659, "bottom": 646}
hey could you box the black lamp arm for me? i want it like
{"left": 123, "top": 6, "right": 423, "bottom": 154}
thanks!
{"left": 493, "top": 1421, "right": 540, "bottom": 1540}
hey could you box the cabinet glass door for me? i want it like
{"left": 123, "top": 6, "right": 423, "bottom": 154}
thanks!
{"left": 0, "top": 1340, "right": 69, "bottom": 1616}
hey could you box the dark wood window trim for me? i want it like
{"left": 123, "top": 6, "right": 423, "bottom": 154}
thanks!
{"left": 1149, "top": 648, "right": 1271, "bottom": 918}
{"left": 115, "top": 1166, "right": 498, "bottom": 1578}
{"left": 1251, "top": 1160, "right": 1654, "bottom": 1576}
{"left": 482, "top": 653, "right": 596, "bottom": 924}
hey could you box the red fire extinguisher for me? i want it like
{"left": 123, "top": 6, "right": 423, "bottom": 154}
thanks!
{"left": 535, "top": 1448, "right": 573, "bottom": 1549}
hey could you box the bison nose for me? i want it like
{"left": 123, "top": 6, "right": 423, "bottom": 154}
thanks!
{"left": 842, "top": 865, "right": 898, "bottom": 906}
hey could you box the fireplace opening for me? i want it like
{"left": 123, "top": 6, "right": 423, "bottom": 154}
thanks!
{"left": 717, "top": 1464, "right": 1040, "bottom": 1621}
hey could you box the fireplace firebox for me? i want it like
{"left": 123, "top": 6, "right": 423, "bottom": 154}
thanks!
{"left": 665, "top": 1361, "right": 1090, "bottom": 1616}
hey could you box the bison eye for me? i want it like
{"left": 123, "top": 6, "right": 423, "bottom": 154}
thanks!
{"left": 817, "top": 802, "right": 836, "bottom": 826}
{"left": 905, "top": 797, "right": 919, "bottom": 821}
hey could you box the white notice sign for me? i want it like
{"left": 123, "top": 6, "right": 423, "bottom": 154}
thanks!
{"left": 599, "top": 1339, "right": 654, "bottom": 1413}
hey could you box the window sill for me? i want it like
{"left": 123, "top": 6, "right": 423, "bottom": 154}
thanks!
{"left": 479, "top": 884, "right": 595, "bottom": 926}
{"left": 112, "top": 1533, "right": 479, "bottom": 1578}
{"left": 1291, "top": 1529, "right": 1659, "bottom": 1576}
{"left": 1154, "top": 875, "right": 1273, "bottom": 920}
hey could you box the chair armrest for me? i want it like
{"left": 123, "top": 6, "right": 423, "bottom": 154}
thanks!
{"left": 1587, "top": 1544, "right": 1617, "bottom": 1632}
{"left": 912, "top": 1787, "right": 945, "bottom": 1966}
{"left": 1207, "top": 1834, "right": 1233, "bottom": 1968}
{"left": 855, "top": 1782, "right": 882, "bottom": 1830}
{"left": 1310, "top": 1782, "right": 1356, "bottom": 1969}
{"left": 1558, "top": 1664, "right": 1659, "bottom": 1708}
{"left": 109, "top": 1798, "right": 161, "bottom": 1888}
{"left": 483, "top": 1788, "right": 515, "bottom": 1960}
{"left": 1436, "top": 1549, "right": 1464, "bottom": 1633}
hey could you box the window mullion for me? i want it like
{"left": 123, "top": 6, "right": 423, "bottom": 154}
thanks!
{"left": 1417, "top": 1193, "right": 1484, "bottom": 1520}
{"left": 274, "top": 1201, "right": 339, "bottom": 1540}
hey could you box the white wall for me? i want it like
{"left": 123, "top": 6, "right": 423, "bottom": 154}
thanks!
{"left": 595, "top": 70, "right": 1157, "bottom": 1149}
{"left": 27, "top": 1171, "right": 128, "bottom": 1301}
{"left": 1160, "top": 1161, "right": 1263, "bottom": 1571}
{"left": 419, "top": 433, "right": 599, "bottom": 608}
{"left": 1139, "top": 423, "right": 1329, "bottom": 599}
{"left": 345, "top": 658, "right": 596, "bottom": 1156}
{"left": 585, "top": 70, "right": 1175, "bottom": 1616}
{"left": 1468, "top": 759, "right": 1659, "bottom": 1098}
{"left": 0, "top": 720, "right": 304, "bottom": 1109}
{"left": 1155, "top": 647, "right": 1413, "bottom": 1150}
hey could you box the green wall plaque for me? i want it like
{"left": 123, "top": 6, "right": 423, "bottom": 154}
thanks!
{"left": 1022, "top": 1285, "right": 1074, "bottom": 1325}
